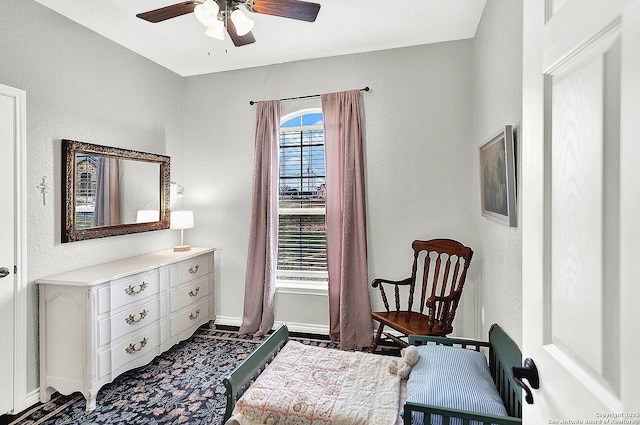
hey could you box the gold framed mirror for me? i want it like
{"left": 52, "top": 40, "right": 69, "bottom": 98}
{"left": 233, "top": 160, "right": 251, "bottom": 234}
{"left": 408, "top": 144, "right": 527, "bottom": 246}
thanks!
{"left": 61, "top": 139, "right": 171, "bottom": 242}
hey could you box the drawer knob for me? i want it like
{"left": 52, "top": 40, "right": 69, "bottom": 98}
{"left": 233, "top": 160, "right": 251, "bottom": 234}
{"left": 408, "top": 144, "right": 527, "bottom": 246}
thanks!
{"left": 125, "top": 309, "right": 149, "bottom": 324}
{"left": 188, "top": 286, "right": 201, "bottom": 297}
{"left": 125, "top": 337, "right": 149, "bottom": 354}
{"left": 188, "top": 264, "right": 200, "bottom": 274}
{"left": 124, "top": 282, "right": 148, "bottom": 295}
{"left": 189, "top": 308, "right": 201, "bottom": 321}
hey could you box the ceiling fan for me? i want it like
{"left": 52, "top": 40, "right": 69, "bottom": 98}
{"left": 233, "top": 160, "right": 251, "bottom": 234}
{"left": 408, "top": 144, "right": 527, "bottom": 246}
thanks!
{"left": 136, "top": 0, "right": 321, "bottom": 47}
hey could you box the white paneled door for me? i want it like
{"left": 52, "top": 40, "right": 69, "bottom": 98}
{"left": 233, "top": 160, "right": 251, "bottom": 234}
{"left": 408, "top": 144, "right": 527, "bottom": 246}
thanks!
{"left": 522, "top": 0, "right": 640, "bottom": 421}
{"left": 0, "top": 83, "right": 26, "bottom": 415}
{"left": 0, "top": 89, "right": 16, "bottom": 415}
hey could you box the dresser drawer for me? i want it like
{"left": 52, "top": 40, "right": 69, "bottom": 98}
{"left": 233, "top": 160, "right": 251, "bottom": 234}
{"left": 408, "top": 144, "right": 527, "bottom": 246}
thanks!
{"left": 169, "top": 275, "right": 210, "bottom": 313}
{"left": 98, "top": 324, "right": 161, "bottom": 379}
{"left": 97, "top": 296, "right": 164, "bottom": 347}
{"left": 169, "top": 297, "right": 211, "bottom": 339}
{"left": 99, "top": 270, "right": 160, "bottom": 314}
{"left": 175, "top": 254, "right": 211, "bottom": 286}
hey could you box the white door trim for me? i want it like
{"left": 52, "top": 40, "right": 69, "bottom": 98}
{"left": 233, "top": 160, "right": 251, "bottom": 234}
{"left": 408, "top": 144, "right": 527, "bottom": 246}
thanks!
{"left": 0, "top": 83, "right": 28, "bottom": 414}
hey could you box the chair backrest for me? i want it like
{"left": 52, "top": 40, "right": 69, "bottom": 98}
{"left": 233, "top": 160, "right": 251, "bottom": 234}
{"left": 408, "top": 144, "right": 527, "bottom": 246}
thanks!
{"left": 407, "top": 239, "right": 473, "bottom": 332}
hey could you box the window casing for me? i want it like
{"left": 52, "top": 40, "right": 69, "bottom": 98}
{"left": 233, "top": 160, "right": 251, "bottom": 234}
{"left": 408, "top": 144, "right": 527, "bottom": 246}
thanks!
{"left": 277, "top": 109, "right": 328, "bottom": 286}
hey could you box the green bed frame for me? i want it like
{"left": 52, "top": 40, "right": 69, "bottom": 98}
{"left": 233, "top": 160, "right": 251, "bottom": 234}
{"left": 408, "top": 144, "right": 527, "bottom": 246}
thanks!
{"left": 222, "top": 324, "right": 290, "bottom": 423}
{"left": 405, "top": 324, "right": 523, "bottom": 424}
{"left": 222, "top": 323, "right": 522, "bottom": 425}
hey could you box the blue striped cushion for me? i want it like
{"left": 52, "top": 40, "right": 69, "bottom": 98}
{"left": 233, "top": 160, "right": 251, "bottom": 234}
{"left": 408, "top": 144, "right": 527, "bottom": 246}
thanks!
{"left": 405, "top": 345, "right": 507, "bottom": 425}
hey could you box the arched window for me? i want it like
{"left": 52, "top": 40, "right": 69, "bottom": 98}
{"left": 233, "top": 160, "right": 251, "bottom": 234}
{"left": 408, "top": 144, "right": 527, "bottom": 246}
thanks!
{"left": 277, "top": 108, "right": 328, "bottom": 284}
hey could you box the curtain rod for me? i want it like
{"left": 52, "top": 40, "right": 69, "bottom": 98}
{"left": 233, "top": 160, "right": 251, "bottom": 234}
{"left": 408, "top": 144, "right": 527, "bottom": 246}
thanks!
{"left": 249, "top": 86, "right": 370, "bottom": 105}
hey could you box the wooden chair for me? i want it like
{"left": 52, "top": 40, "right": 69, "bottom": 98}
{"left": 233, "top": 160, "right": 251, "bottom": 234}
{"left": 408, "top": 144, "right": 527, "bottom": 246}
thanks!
{"left": 371, "top": 239, "right": 474, "bottom": 351}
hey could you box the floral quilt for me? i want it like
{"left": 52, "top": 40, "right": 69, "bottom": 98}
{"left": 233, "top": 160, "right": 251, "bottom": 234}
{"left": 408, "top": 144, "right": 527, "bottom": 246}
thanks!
{"left": 226, "top": 340, "right": 400, "bottom": 425}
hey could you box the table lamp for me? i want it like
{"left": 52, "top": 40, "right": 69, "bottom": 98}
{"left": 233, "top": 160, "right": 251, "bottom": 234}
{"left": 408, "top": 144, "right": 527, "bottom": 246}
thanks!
{"left": 170, "top": 210, "right": 194, "bottom": 252}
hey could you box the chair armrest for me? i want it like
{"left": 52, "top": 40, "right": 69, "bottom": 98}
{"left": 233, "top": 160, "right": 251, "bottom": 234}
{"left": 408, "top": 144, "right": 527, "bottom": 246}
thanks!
{"left": 425, "top": 293, "right": 458, "bottom": 307}
{"left": 371, "top": 277, "right": 413, "bottom": 313}
{"left": 425, "top": 294, "right": 462, "bottom": 326}
{"left": 371, "top": 277, "right": 413, "bottom": 288}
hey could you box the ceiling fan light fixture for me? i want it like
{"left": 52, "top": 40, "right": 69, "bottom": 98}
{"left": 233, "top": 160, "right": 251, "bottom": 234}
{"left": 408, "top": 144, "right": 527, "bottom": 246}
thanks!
{"left": 194, "top": 0, "right": 220, "bottom": 27}
{"left": 230, "top": 8, "right": 254, "bottom": 36}
{"left": 205, "top": 19, "right": 225, "bottom": 41}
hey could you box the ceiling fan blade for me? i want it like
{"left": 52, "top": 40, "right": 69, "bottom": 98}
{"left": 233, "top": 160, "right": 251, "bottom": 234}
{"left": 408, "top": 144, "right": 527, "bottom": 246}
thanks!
{"left": 226, "top": 19, "right": 256, "bottom": 46}
{"left": 136, "top": 1, "right": 201, "bottom": 23}
{"left": 247, "top": 0, "right": 321, "bottom": 22}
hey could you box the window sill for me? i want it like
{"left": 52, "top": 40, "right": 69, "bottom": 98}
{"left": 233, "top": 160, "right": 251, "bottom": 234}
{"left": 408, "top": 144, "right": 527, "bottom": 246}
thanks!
{"left": 275, "top": 280, "right": 328, "bottom": 296}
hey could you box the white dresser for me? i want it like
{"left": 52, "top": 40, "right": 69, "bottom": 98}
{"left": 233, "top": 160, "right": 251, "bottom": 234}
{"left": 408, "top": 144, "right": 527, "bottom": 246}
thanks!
{"left": 37, "top": 247, "right": 215, "bottom": 411}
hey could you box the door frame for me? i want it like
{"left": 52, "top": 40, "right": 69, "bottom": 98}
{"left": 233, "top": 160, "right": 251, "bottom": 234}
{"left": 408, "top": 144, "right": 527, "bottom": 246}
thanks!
{"left": 618, "top": 0, "right": 640, "bottom": 409}
{"left": 0, "top": 83, "right": 28, "bottom": 414}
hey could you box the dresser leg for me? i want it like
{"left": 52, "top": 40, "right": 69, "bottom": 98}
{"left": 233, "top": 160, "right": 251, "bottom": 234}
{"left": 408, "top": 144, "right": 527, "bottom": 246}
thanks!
{"left": 85, "top": 392, "right": 97, "bottom": 412}
{"left": 40, "top": 385, "right": 55, "bottom": 403}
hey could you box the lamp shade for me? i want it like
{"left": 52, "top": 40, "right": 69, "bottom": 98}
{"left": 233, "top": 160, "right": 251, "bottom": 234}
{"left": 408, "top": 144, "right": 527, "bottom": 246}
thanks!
{"left": 194, "top": 0, "right": 220, "bottom": 26}
{"left": 170, "top": 210, "right": 194, "bottom": 230}
{"left": 230, "top": 8, "right": 254, "bottom": 36}
{"left": 136, "top": 210, "right": 159, "bottom": 223}
{"left": 205, "top": 19, "right": 226, "bottom": 40}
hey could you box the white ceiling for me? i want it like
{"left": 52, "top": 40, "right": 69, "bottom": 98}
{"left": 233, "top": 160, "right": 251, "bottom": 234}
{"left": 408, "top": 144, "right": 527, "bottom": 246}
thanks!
{"left": 33, "top": 0, "right": 486, "bottom": 77}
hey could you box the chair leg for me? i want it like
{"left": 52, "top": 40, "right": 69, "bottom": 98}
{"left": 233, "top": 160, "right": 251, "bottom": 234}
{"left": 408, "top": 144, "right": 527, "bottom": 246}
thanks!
{"left": 372, "top": 324, "right": 384, "bottom": 352}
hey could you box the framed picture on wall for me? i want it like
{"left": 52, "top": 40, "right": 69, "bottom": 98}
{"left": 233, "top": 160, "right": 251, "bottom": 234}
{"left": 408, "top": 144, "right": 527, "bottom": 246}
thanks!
{"left": 479, "top": 125, "right": 517, "bottom": 227}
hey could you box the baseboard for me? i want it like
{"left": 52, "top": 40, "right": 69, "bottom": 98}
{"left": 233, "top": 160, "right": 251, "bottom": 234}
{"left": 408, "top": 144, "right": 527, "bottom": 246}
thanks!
{"left": 274, "top": 320, "right": 329, "bottom": 335}
{"left": 213, "top": 316, "right": 434, "bottom": 340}
{"left": 214, "top": 315, "right": 330, "bottom": 336}
{"left": 7, "top": 388, "right": 41, "bottom": 417}
{"left": 213, "top": 315, "right": 420, "bottom": 339}
{"left": 213, "top": 315, "right": 242, "bottom": 328}
{"left": 24, "top": 389, "right": 40, "bottom": 411}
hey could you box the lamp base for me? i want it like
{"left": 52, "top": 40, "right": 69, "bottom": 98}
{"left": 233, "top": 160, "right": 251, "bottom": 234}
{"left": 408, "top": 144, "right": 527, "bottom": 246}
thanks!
{"left": 173, "top": 245, "right": 191, "bottom": 252}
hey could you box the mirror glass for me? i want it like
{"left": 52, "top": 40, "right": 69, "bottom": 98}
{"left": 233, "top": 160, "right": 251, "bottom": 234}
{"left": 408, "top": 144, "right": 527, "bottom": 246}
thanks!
{"left": 62, "top": 139, "right": 170, "bottom": 242}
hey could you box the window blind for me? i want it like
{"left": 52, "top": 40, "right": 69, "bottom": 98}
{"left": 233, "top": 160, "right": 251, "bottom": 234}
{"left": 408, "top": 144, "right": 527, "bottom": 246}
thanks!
{"left": 277, "top": 126, "right": 327, "bottom": 280}
{"left": 277, "top": 212, "right": 327, "bottom": 273}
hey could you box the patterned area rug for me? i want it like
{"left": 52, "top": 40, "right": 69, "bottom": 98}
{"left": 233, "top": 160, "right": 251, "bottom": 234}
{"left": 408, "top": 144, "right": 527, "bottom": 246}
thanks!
{"left": 5, "top": 326, "right": 350, "bottom": 425}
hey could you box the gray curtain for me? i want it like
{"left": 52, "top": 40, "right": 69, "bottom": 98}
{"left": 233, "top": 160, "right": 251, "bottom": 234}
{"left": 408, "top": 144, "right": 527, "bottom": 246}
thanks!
{"left": 322, "top": 89, "right": 372, "bottom": 350}
{"left": 239, "top": 100, "right": 281, "bottom": 336}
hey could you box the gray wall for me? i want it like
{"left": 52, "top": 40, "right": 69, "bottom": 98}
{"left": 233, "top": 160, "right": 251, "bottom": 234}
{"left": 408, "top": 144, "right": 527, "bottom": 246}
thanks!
{"left": 0, "top": 0, "right": 185, "bottom": 396}
{"left": 472, "top": 0, "right": 524, "bottom": 344}
{"left": 182, "top": 41, "right": 477, "bottom": 335}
